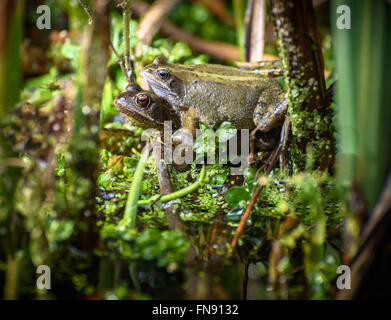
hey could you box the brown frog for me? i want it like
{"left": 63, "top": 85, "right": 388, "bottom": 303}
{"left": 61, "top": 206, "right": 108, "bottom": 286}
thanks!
{"left": 114, "top": 85, "right": 278, "bottom": 152}
{"left": 113, "top": 83, "right": 181, "bottom": 131}
{"left": 141, "top": 56, "right": 287, "bottom": 135}
{"left": 114, "top": 85, "right": 194, "bottom": 171}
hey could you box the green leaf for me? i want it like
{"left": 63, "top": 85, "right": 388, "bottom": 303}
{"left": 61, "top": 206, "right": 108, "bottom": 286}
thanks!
{"left": 98, "top": 173, "right": 112, "bottom": 189}
{"left": 61, "top": 39, "right": 81, "bottom": 60}
{"left": 199, "top": 122, "right": 210, "bottom": 133}
{"left": 216, "top": 121, "right": 237, "bottom": 143}
{"left": 48, "top": 220, "right": 74, "bottom": 242}
{"left": 100, "top": 79, "right": 114, "bottom": 127}
{"left": 244, "top": 168, "right": 257, "bottom": 184}
{"left": 225, "top": 186, "right": 251, "bottom": 207}
{"left": 215, "top": 172, "right": 228, "bottom": 185}
{"left": 170, "top": 42, "right": 192, "bottom": 62}
{"left": 193, "top": 122, "right": 216, "bottom": 154}
{"left": 28, "top": 88, "right": 53, "bottom": 106}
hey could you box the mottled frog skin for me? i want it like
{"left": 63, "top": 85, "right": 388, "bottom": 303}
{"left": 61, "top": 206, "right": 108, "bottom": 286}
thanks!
{"left": 141, "top": 56, "right": 287, "bottom": 134}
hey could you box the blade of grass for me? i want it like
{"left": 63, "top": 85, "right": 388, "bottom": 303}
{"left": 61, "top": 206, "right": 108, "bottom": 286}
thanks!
{"left": 137, "top": 165, "right": 207, "bottom": 206}
{"left": 333, "top": 0, "right": 391, "bottom": 262}
{"left": 233, "top": 0, "right": 246, "bottom": 61}
{"left": 120, "top": 142, "right": 151, "bottom": 228}
{"left": 0, "top": 0, "right": 25, "bottom": 300}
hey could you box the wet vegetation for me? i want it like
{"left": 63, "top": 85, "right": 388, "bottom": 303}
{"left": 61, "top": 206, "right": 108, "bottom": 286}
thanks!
{"left": 0, "top": 0, "right": 391, "bottom": 300}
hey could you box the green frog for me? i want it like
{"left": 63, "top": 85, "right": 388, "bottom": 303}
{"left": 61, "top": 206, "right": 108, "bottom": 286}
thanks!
{"left": 140, "top": 56, "right": 287, "bottom": 135}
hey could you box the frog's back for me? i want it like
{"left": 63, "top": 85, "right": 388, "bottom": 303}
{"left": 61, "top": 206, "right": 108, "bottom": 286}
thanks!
{"left": 185, "top": 79, "right": 263, "bottom": 129}
{"left": 168, "top": 62, "right": 268, "bottom": 83}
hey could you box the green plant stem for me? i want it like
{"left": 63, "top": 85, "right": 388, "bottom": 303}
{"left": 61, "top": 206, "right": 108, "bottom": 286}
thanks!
{"left": 121, "top": 142, "right": 151, "bottom": 228}
{"left": 138, "top": 165, "right": 208, "bottom": 206}
{"left": 4, "top": 252, "right": 23, "bottom": 300}
{"left": 122, "top": 0, "right": 132, "bottom": 79}
{"left": 0, "top": 0, "right": 24, "bottom": 114}
{"left": 233, "top": 0, "right": 245, "bottom": 61}
{"left": 119, "top": 141, "right": 150, "bottom": 295}
{"left": 129, "top": 263, "right": 141, "bottom": 293}
{"left": 1, "top": 0, "right": 25, "bottom": 300}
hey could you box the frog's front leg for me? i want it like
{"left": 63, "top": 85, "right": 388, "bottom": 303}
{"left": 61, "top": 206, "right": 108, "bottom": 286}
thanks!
{"left": 253, "top": 91, "right": 287, "bottom": 133}
{"left": 248, "top": 89, "right": 287, "bottom": 164}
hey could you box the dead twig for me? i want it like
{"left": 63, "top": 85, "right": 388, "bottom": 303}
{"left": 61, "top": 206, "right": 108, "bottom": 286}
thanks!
{"left": 190, "top": 0, "right": 234, "bottom": 26}
{"left": 78, "top": 0, "right": 94, "bottom": 22}
{"left": 121, "top": 0, "right": 132, "bottom": 78}
{"left": 244, "top": 0, "right": 266, "bottom": 62}
{"left": 132, "top": 0, "right": 276, "bottom": 61}
{"left": 131, "top": 0, "right": 239, "bottom": 61}
{"left": 229, "top": 150, "right": 279, "bottom": 251}
{"left": 229, "top": 116, "right": 290, "bottom": 256}
{"left": 229, "top": 117, "right": 291, "bottom": 253}
{"left": 135, "top": 0, "right": 182, "bottom": 57}
{"left": 150, "top": 133, "right": 183, "bottom": 231}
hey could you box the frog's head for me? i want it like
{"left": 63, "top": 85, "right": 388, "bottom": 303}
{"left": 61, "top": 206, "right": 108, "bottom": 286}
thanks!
{"left": 114, "top": 83, "right": 180, "bottom": 131}
{"left": 141, "top": 56, "right": 186, "bottom": 109}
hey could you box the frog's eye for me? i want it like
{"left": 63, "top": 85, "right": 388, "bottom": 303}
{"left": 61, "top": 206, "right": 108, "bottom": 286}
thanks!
{"left": 157, "top": 68, "right": 170, "bottom": 80}
{"left": 135, "top": 94, "right": 150, "bottom": 107}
